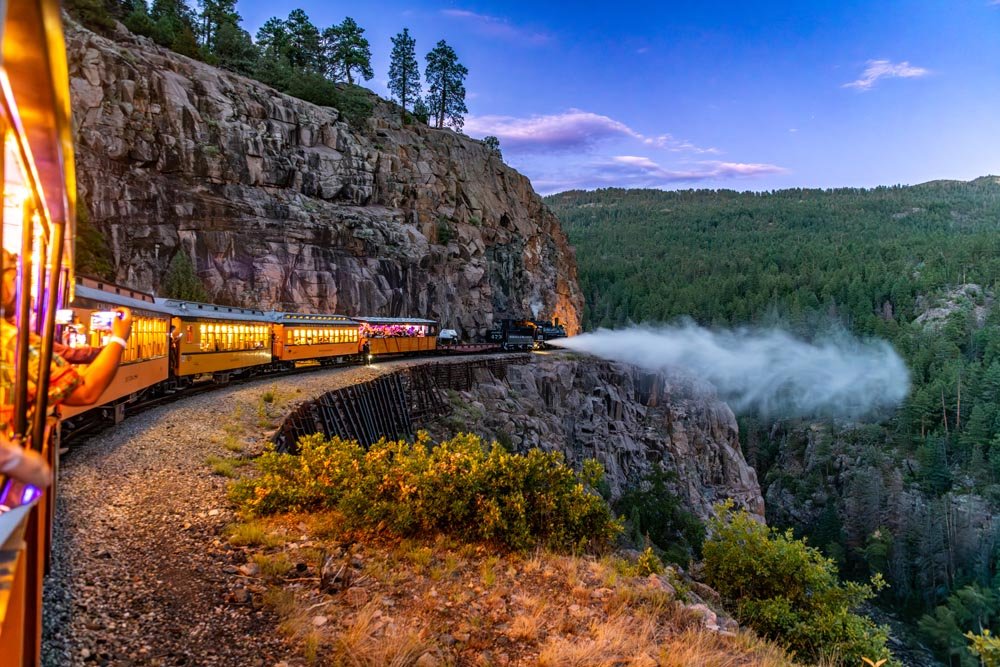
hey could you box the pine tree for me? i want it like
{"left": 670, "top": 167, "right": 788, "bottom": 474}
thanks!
{"left": 322, "top": 17, "right": 373, "bottom": 84}
{"left": 388, "top": 28, "right": 420, "bottom": 119}
{"left": 171, "top": 23, "right": 201, "bottom": 58}
{"left": 424, "top": 40, "right": 468, "bottom": 130}
{"left": 961, "top": 402, "right": 995, "bottom": 452}
{"left": 123, "top": 0, "right": 156, "bottom": 38}
{"left": 161, "top": 249, "right": 208, "bottom": 301}
{"left": 149, "top": 0, "right": 197, "bottom": 49}
{"left": 412, "top": 97, "right": 429, "bottom": 124}
{"left": 256, "top": 16, "right": 290, "bottom": 59}
{"left": 214, "top": 21, "right": 258, "bottom": 75}
{"left": 284, "top": 9, "right": 322, "bottom": 71}
{"left": 197, "top": 0, "right": 239, "bottom": 50}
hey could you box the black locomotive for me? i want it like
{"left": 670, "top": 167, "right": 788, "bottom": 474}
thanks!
{"left": 488, "top": 318, "right": 568, "bottom": 350}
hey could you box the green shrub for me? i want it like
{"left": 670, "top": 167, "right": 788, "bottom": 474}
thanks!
{"left": 703, "top": 502, "right": 896, "bottom": 666}
{"left": 635, "top": 546, "right": 664, "bottom": 576}
{"left": 65, "top": 0, "right": 116, "bottom": 32}
{"left": 436, "top": 218, "right": 455, "bottom": 245}
{"left": 614, "top": 468, "right": 704, "bottom": 562}
{"left": 333, "top": 84, "right": 374, "bottom": 128}
{"left": 230, "top": 431, "right": 622, "bottom": 551}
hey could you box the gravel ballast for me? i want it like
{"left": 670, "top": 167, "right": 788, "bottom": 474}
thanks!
{"left": 41, "top": 355, "right": 515, "bottom": 666}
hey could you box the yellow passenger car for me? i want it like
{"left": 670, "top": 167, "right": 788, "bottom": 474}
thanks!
{"left": 272, "top": 312, "right": 360, "bottom": 363}
{"left": 0, "top": 0, "right": 79, "bottom": 661}
{"left": 157, "top": 299, "right": 272, "bottom": 380}
{"left": 357, "top": 316, "right": 438, "bottom": 357}
{"left": 59, "top": 277, "right": 171, "bottom": 420}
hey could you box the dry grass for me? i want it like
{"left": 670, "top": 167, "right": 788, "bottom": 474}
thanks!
{"left": 223, "top": 434, "right": 244, "bottom": 452}
{"left": 242, "top": 524, "right": 800, "bottom": 667}
{"left": 225, "top": 520, "right": 285, "bottom": 547}
{"left": 657, "top": 628, "right": 798, "bottom": 667}
{"left": 330, "top": 603, "right": 432, "bottom": 666}
{"left": 254, "top": 552, "right": 294, "bottom": 580}
{"left": 537, "top": 614, "right": 660, "bottom": 666}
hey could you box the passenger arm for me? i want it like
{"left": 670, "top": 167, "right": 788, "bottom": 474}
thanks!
{"left": 61, "top": 308, "right": 132, "bottom": 406}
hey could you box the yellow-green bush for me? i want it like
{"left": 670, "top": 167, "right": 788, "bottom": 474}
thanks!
{"left": 230, "top": 431, "right": 621, "bottom": 551}
{"left": 703, "top": 502, "right": 896, "bottom": 666}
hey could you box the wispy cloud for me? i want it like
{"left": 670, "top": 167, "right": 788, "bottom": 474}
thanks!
{"left": 464, "top": 109, "right": 718, "bottom": 154}
{"left": 532, "top": 156, "right": 787, "bottom": 193}
{"left": 607, "top": 155, "right": 786, "bottom": 182}
{"left": 842, "top": 59, "right": 929, "bottom": 91}
{"left": 441, "top": 9, "right": 551, "bottom": 45}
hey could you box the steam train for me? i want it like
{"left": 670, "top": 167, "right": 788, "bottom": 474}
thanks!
{"left": 58, "top": 276, "right": 566, "bottom": 428}
{"left": 0, "top": 0, "right": 568, "bottom": 659}
{"left": 487, "top": 318, "right": 567, "bottom": 350}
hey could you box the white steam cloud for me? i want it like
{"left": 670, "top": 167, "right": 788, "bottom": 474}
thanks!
{"left": 551, "top": 324, "right": 910, "bottom": 418}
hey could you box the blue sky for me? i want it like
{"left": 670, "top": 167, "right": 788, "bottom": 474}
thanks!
{"left": 237, "top": 1, "right": 1000, "bottom": 194}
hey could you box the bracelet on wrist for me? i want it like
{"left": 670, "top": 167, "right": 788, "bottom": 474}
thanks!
{"left": 107, "top": 336, "right": 128, "bottom": 349}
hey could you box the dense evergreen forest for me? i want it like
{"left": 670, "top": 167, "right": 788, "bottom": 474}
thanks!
{"left": 547, "top": 179, "right": 1000, "bottom": 665}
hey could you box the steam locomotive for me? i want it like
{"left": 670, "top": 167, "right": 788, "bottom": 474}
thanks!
{"left": 487, "top": 318, "right": 568, "bottom": 351}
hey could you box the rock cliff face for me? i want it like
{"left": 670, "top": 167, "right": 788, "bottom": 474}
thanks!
{"left": 421, "top": 353, "right": 764, "bottom": 519}
{"left": 65, "top": 23, "right": 582, "bottom": 336}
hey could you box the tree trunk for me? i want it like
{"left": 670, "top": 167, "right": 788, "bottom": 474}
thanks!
{"left": 941, "top": 389, "right": 949, "bottom": 435}
{"left": 956, "top": 375, "right": 961, "bottom": 431}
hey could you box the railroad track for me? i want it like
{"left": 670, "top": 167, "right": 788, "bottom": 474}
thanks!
{"left": 58, "top": 344, "right": 516, "bottom": 447}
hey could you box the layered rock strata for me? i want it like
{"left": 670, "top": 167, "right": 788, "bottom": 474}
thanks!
{"left": 66, "top": 23, "right": 582, "bottom": 337}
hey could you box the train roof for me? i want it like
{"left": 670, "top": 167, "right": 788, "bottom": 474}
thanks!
{"left": 354, "top": 316, "right": 437, "bottom": 326}
{"left": 5, "top": 0, "right": 77, "bottom": 275}
{"left": 273, "top": 312, "right": 359, "bottom": 326}
{"left": 73, "top": 283, "right": 172, "bottom": 315}
{"left": 155, "top": 298, "right": 270, "bottom": 323}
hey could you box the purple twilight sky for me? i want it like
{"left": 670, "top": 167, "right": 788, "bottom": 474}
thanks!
{"left": 234, "top": 0, "right": 1000, "bottom": 194}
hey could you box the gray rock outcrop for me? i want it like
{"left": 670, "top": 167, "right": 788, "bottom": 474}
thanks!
{"left": 422, "top": 353, "right": 764, "bottom": 519}
{"left": 66, "top": 23, "right": 583, "bottom": 337}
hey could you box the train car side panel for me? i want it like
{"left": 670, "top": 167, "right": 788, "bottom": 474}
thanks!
{"left": 59, "top": 357, "right": 169, "bottom": 419}
{"left": 368, "top": 337, "right": 437, "bottom": 355}
{"left": 177, "top": 350, "right": 273, "bottom": 376}
{"left": 171, "top": 314, "right": 272, "bottom": 377}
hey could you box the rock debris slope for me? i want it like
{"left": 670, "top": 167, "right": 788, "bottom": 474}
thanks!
{"left": 66, "top": 22, "right": 582, "bottom": 337}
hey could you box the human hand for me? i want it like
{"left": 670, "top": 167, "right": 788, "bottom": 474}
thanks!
{"left": 0, "top": 440, "right": 52, "bottom": 488}
{"left": 112, "top": 307, "right": 133, "bottom": 340}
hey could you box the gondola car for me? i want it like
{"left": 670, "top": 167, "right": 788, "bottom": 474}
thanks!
{"left": 157, "top": 298, "right": 272, "bottom": 383}
{"left": 272, "top": 312, "right": 360, "bottom": 365}
{"left": 59, "top": 277, "right": 171, "bottom": 421}
{"left": 356, "top": 316, "right": 438, "bottom": 357}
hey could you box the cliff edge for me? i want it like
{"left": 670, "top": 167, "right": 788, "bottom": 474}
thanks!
{"left": 66, "top": 22, "right": 583, "bottom": 336}
{"left": 420, "top": 353, "right": 765, "bottom": 519}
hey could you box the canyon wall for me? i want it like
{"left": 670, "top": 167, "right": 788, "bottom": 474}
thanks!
{"left": 420, "top": 353, "right": 765, "bottom": 519}
{"left": 66, "top": 23, "right": 582, "bottom": 337}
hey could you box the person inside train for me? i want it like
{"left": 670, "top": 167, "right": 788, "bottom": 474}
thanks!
{"left": 55, "top": 315, "right": 101, "bottom": 364}
{"left": 0, "top": 248, "right": 133, "bottom": 486}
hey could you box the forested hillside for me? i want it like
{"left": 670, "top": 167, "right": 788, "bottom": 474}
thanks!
{"left": 547, "top": 180, "right": 1000, "bottom": 664}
